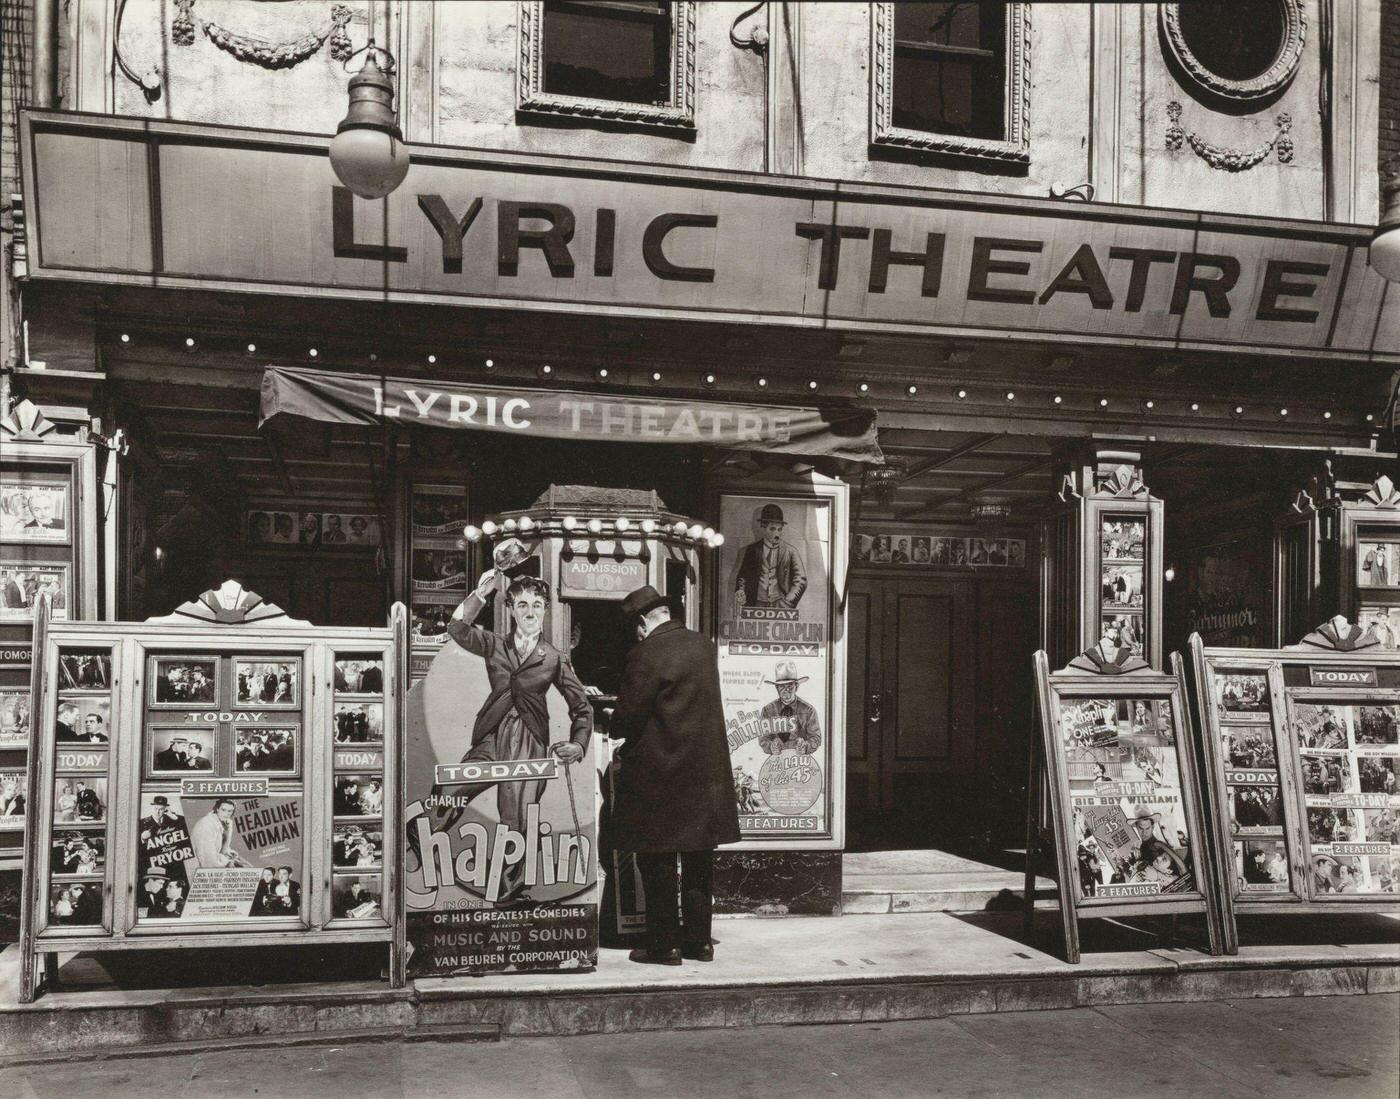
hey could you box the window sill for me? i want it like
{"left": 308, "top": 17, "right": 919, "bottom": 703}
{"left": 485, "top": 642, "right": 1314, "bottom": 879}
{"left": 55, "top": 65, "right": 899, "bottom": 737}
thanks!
{"left": 518, "top": 90, "right": 695, "bottom": 130}
{"left": 871, "top": 125, "right": 1029, "bottom": 165}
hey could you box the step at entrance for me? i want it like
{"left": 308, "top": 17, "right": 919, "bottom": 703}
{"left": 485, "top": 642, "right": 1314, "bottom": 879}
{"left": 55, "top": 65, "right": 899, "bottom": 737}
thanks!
{"left": 842, "top": 849, "right": 1057, "bottom": 914}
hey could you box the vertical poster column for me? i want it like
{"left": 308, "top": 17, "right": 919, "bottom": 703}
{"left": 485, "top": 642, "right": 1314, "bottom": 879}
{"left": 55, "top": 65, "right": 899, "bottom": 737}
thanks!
{"left": 1347, "top": 476, "right": 1400, "bottom": 649}
{"left": 715, "top": 487, "right": 844, "bottom": 848}
{"left": 330, "top": 650, "right": 390, "bottom": 922}
{"left": 409, "top": 484, "right": 470, "bottom": 648}
{"left": 43, "top": 644, "right": 117, "bottom": 933}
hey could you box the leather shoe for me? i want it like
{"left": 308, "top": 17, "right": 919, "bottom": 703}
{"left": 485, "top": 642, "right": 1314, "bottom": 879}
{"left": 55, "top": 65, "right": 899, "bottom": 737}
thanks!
{"left": 629, "top": 947, "right": 682, "bottom": 966}
{"left": 681, "top": 943, "right": 714, "bottom": 962}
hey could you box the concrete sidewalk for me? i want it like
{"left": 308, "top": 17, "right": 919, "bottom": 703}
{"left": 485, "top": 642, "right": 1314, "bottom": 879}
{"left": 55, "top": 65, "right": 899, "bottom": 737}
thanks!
{"left": 3, "top": 910, "right": 1397, "bottom": 1063}
{"left": 13, "top": 995, "right": 1400, "bottom": 1099}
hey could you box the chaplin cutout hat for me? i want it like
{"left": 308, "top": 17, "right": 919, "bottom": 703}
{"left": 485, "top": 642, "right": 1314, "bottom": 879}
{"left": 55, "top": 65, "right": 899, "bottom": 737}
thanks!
{"left": 621, "top": 585, "right": 668, "bottom": 620}
{"left": 757, "top": 503, "right": 786, "bottom": 524}
{"left": 766, "top": 660, "right": 809, "bottom": 686}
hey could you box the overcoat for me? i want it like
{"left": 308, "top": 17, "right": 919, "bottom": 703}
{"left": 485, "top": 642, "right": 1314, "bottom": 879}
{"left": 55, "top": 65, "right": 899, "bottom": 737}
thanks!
{"left": 602, "top": 619, "right": 741, "bottom": 853}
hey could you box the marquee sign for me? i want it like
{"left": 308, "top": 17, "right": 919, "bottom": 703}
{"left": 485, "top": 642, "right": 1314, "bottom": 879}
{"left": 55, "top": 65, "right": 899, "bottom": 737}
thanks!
{"left": 18, "top": 110, "right": 1398, "bottom": 363}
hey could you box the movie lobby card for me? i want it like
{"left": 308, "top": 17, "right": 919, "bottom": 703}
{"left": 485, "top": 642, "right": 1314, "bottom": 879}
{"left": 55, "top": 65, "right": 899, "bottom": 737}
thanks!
{"left": 1061, "top": 697, "right": 1195, "bottom": 900}
{"left": 135, "top": 789, "right": 305, "bottom": 921}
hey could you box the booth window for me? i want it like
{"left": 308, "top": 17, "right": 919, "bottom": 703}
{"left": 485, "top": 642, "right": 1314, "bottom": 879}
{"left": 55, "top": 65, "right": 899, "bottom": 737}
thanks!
{"left": 518, "top": 0, "right": 696, "bottom": 129}
{"left": 870, "top": 2, "right": 1030, "bottom": 163}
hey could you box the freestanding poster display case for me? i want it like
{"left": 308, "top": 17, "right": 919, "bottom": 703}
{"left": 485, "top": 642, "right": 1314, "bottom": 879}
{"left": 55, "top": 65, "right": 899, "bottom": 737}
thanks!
{"left": 19, "top": 581, "right": 408, "bottom": 1001}
{"left": 1188, "top": 618, "right": 1400, "bottom": 954}
{"left": 1027, "top": 645, "right": 1224, "bottom": 963}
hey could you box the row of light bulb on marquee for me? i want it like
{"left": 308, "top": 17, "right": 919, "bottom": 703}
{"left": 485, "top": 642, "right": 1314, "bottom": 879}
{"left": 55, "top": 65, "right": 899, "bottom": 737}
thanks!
{"left": 461, "top": 516, "right": 725, "bottom": 549}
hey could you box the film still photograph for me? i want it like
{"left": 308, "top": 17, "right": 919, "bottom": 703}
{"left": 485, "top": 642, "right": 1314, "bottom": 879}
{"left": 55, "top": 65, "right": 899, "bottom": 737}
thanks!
{"left": 249, "top": 866, "right": 303, "bottom": 917}
{"left": 1356, "top": 705, "right": 1400, "bottom": 746}
{"left": 1231, "top": 784, "right": 1284, "bottom": 830}
{"left": 1362, "top": 807, "right": 1399, "bottom": 843}
{"left": 1292, "top": 703, "right": 1350, "bottom": 749}
{"left": 246, "top": 510, "right": 297, "bottom": 545}
{"left": 333, "top": 773, "right": 384, "bottom": 817}
{"left": 0, "top": 689, "right": 30, "bottom": 748}
{"left": 55, "top": 697, "right": 110, "bottom": 744}
{"left": 50, "top": 830, "right": 105, "bottom": 876}
{"left": 412, "top": 547, "right": 467, "bottom": 586}
{"left": 1358, "top": 755, "right": 1398, "bottom": 794}
{"left": 1224, "top": 726, "right": 1277, "bottom": 769}
{"left": 0, "top": 481, "right": 69, "bottom": 543}
{"left": 54, "top": 777, "right": 107, "bottom": 824}
{"left": 58, "top": 651, "right": 110, "bottom": 690}
{"left": 1308, "top": 807, "right": 1359, "bottom": 845}
{"left": 1100, "top": 563, "right": 1144, "bottom": 608}
{"left": 150, "top": 730, "right": 214, "bottom": 772}
{"left": 0, "top": 563, "right": 69, "bottom": 621}
{"left": 1300, "top": 753, "right": 1351, "bottom": 795}
{"left": 1101, "top": 614, "right": 1143, "bottom": 657}
{"left": 334, "top": 656, "right": 384, "bottom": 694}
{"left": 1357, "top": 540, "right": 1400, "bottom": 587}
{"left": 1312, "top": 853, "right": 1365, "bottom": 894}
{"left": 1101, "top": 519, "right": 1145, "bottom": 561}
{"left": 334, "top": 702, "right": 384, "bottom": 744}
{"left": 235, "top": 728, "right": 297, "bottom": 773}
{"left": 1234, "top": 836, "right": 1290, "bottom": 890}
{"left": 1368, "top": 855, "right": 1400, "bottom": 893}
{"left": 1215, "top": 673, "right": 1270, "bottom": 718}
{"left": 332, "top": 823, "right": 384, "bottom": 869}
{"left": 0, "top": 772, "right": 27, "bottom": 828}
{"left": 150, "top": 657, "right": 218, "bottom": 705}
{"left": 234, "top": 660, "right": 299, "bottom": 707}
{"left": 48, "top": 882, "right": 103, "bottom": 926}
{"left": 332, "top": 874, "right": 382, "bottom": 919}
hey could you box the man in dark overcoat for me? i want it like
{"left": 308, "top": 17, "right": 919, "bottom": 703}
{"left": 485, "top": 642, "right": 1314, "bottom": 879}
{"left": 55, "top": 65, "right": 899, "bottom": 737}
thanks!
{"left": 604, "top": 585, "right": 740, "bottom": 964}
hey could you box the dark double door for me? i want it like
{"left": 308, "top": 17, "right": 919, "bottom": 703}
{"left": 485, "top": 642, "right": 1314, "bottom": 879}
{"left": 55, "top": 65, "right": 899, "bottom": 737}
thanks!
{"left": 845, "top": 574, "right": 1036, "bottom": 850}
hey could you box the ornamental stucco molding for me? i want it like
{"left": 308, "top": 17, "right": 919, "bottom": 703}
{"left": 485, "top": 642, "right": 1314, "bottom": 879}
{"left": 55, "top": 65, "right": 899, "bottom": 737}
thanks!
{"left": 1165, "top": 102, "right": 1294, "bottom": 172}
{"left": 1159, "top": 0, "right": 1306, "bottom": 105}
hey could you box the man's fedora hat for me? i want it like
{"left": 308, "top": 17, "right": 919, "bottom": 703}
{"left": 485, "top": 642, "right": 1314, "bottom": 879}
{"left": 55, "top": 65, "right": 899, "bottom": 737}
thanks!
{"left": 757, "top": 504, "right": 786, "bottom": 524}
{"left": 765, "top": 659, "right": 809, "bottom": 686}
{"left": 622, "top": 585, "right": 669, "bottom": 620}
{"left": 142, "top": 865, "right": 169, "bottom": 881}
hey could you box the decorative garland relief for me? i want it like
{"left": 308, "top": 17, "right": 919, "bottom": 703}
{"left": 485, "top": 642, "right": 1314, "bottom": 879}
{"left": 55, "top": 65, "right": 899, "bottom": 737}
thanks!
{"left": 1165, "top": 101, "right": 1293, "bottom": 173}
{"left": 173, "top": 1, "right": 355, "bottom": 69}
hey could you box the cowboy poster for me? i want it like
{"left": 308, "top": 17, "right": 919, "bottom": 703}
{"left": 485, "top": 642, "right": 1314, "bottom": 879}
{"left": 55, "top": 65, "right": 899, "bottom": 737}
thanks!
{"left": 1062, "top": 698, "right": 1195, "bottom": 899}
{"left": 402, "top": 571, "right": 599, "bottom": 975}
{"left": 716, "top": 494, "right": 833, "bottom": 842}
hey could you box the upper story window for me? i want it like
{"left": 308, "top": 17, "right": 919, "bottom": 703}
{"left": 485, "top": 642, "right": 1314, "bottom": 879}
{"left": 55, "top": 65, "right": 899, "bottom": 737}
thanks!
{"left": 1160, "top": 1, "right": 1305, "bottom": 106}
{"left": 871, "top": 2, "right": 1030, "bottom": 164}
{"left": 518, "top": 0, "right": 696, "bottom": 130}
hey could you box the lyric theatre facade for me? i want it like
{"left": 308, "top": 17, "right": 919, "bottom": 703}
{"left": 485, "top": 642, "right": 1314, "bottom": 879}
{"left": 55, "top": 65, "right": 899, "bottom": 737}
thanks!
{"left": 2, "top": 1, "right": 1396, "bottom": 920}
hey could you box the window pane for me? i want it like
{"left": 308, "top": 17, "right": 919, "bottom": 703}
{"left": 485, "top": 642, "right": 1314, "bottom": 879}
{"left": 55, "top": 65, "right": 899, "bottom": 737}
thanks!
{"left": 1176, "top": 0, "right": 1285, "bottom": 82}
{"left": 542, "top": 0, "right": 671, "bottom": 106}
{"left": 891, "top": 2, "right": 1007, "bottom": 140}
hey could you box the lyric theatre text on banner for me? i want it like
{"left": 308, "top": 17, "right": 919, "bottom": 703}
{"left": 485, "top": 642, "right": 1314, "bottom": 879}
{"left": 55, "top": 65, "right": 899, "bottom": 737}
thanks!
{"left": 717, "top": 494, "right": 833, "bottom": 842}
{"left": 135, "top": 791, "right": 304, "bottom": 922}
{"left": 403, "top": 620, "right": 599, "bottom": 976}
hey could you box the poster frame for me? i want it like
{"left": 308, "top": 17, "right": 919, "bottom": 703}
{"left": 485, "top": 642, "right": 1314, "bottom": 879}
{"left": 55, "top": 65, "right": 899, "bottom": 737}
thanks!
{"left": 707, "top": 475, "right": 848, "bottom": 852}
{"left": 18, "top": 590, "right": 408, "bottom": 1001}
{"left": 1186, "top": 627, "right": 1400, "bottom": 955}
{"left": 1028, "top": 647, "right": 1224, "bottom": 964}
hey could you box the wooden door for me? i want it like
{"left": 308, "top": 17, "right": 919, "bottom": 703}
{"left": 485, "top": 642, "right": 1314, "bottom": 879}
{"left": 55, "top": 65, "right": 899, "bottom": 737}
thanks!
{"left": 846, "top": 577, "right": 976, "bottom": 837}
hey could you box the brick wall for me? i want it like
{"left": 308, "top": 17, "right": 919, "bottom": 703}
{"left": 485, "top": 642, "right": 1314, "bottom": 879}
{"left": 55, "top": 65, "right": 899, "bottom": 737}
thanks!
{"left": 1, "top": 0, "right": 35, "bottom": 370}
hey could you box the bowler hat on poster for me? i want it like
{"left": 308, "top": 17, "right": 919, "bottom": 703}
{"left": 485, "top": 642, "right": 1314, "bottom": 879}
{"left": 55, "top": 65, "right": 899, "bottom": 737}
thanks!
{"left": 757, "top": 504, "right": 786, "bottom": 525}
{"left": 622, "top": 585, "right": 668, "bottom": 620}
{"left": 150, "top": 795, "right": 170, "bottom": 807}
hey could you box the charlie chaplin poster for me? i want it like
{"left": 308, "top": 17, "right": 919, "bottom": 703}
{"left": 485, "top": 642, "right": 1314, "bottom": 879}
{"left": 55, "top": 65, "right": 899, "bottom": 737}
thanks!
{"left": 716, "top": 495, "right": 833, "bottom": 843}
{"left": 403, "top": 570, "right": 599, "bottom": 975}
